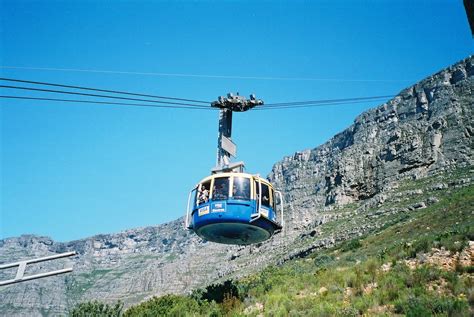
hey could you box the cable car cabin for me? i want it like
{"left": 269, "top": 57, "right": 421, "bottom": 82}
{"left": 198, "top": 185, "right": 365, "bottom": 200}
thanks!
{"left": 185, "top": 172, "right": 284, "bottom": 245}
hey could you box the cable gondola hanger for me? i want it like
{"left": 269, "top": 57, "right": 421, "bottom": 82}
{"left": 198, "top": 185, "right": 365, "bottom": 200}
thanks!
{"left": 184, "top": 93, "right": 284, "bottom": 245}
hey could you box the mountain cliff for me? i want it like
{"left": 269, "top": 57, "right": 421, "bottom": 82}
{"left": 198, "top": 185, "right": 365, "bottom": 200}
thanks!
{"left": 1, "top": 56, "right": 472, "bottom": 316}
{"left": 270, "top": 55, "right": 473, "bottom": 232}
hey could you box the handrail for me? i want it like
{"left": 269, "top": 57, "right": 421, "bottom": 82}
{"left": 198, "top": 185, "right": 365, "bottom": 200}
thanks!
{"left": 0, "top": 251, "right": 76, "bottom": 286}
{"left": 275, "top": 190, "right": 285, "bottom": 234}
{"left": 184, "top": 189, "right": 193, "bottom": 229}
{"left": 250, "top": 175, "right": 262, "bottom": 221}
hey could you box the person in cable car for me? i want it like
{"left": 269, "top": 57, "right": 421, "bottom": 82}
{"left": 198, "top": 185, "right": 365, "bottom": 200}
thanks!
{"left": 199, "top": 185, "right": 209, "bottom": 204}
{"left": 232, "top": 179, "right": 249, "bottom": 200}
{"left": 213, "top": 178, "right": 229, "bottom": 200}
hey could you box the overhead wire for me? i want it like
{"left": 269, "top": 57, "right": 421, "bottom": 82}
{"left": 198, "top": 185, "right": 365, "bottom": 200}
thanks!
{"left": 253, "top": 98, "right": 392, "bottom": 110}
{"left": 0, "top": 66, "right": 413, "bottom": 83}
{"left": 0, "top": 95, "right": 217, "bottom": 110}
{"left": 0, "top": 84, "right": 210, "bottom": 108}
{"left": 263, "top": 95, "right": 395, "bottom": 107}
{"left": 0, "top": 77, "right": 395, "bottom": 112}
{"left": 0, "top": 77, "right": 210, "bottom": 104}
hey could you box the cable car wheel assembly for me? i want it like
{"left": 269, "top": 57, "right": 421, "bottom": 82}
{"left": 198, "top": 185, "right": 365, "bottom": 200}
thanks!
{"left": 185, "top": 93, "right": 284, "bottom": 245}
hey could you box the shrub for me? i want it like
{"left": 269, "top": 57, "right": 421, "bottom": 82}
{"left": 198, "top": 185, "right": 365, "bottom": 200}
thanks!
{"left": 364, "top": 258, "right": 379, "bottom": 282}
{"left": 341, "top": 239, "right": 362, "bottom": 252}
{"left": 314, "top": 254, "right": 335, "bottom": 268}
{"left": 395, "top": 295, "right": 437, "bottom": 316}
{"left": 198, "top": 280, "right": 240, "bottom": 303}
{"left": 394, "top": 294, "right": 469, "bottom": 317}
{"left": 123, "top": 295, "right": 206, "bottom": 317}
{"left": 409, "top": 238, "right": 431, "bottom": 258}
{"left": 337, "top": 306, "right": 359, "bottom": 317}
{"left": 220, "top": 293, "right": 242, "bottom": 315}
{"left": 378, "top": 274, "right": 405, "bottom": 303}
{"left": 69, "top": 300, "right": 123, "bottom": 317}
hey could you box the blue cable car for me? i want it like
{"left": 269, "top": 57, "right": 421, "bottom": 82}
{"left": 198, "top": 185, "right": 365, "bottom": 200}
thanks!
{"left": 185, "top": 93, "right": 284, "bottom": 245}
{"left": 185, "top": 172, "right": 284, "bottom": 245}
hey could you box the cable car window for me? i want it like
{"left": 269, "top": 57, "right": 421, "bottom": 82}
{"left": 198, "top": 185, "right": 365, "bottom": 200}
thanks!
{"left": 261, "top": 183, "right": 271, "bottom": 208}
{"left": 212, "top": 177, "right": 229, "bottom": 200}
{"left": 232, "top": 177, "right": 250, "bottom": 200}
{"left": 270, "top": 187, "right": 275, "bottom": 209}
{"left": 191, "top": 187, "right": 198, "bottom": 209}
{"left": 255, "top": 179, "right": 260, "bottom": 200}
{"left": 272, "top": 189, "right": 278, "bottom": 209}
{"left": 198, "top": 180, "right": 211, "bottom": 205}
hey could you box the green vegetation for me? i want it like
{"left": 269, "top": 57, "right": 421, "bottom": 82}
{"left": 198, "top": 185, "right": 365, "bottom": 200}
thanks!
{"left": 122, "top": 295, "right": 221, "bottom": 317}
{"left": 71, "top": 170, "right": 473, "bottom": 316}
{"left": 69, "top": 300, "right": 123, "bottom": 317}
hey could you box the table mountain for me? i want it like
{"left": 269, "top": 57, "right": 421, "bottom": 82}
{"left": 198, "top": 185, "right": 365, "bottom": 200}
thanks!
{"left": 1, "top": 56, "right": 472, "bottom": 316}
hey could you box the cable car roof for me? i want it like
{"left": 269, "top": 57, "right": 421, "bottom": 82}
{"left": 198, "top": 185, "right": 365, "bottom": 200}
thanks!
{"left": 194, "top": 172, "right": 274, "bottom": 188}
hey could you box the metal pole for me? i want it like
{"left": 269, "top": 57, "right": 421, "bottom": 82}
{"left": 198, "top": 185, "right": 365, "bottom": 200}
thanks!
{"left": 0, "top": 268, "right": 74, "bottom": 287}
{"left": 216, "top": 108, "right": 233, "bottom": 169}
{"left": 0, "top": 251, "right": 76, "bottom": 287}
{"left": 0, "top": 251, "right": 76, "bottom": 269}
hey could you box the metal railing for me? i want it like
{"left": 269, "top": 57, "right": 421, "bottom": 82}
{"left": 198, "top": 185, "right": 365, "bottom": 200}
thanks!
{"left": 275, "top": 190, "right": 285, "bottom": 234}
{"left": 0, "top": 251, "right": 76, "bottom": 286}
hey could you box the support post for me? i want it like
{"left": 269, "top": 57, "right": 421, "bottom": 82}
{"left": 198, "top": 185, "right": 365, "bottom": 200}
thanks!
{"left": 211, "top": 93, "right": 263, "bottom": 174}
{"left": 216, "top": 108, "right": 233, "bottom": 168}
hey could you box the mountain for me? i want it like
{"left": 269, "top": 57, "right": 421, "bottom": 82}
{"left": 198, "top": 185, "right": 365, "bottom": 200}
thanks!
{"left": 1, "top": 56, "right": 472, "bottom": 316}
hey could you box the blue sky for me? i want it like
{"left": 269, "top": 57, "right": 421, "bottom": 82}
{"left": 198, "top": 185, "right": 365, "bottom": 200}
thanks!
{"left": 1, "top": 0, "right": 472, "bottom": 241}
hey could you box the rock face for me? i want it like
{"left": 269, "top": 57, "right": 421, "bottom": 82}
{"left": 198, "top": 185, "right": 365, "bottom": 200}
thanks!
{"left": 0, "top": 56, "right": 473, "bottom": 316}
{"left": 269, "top": 56, "right": 473, "bottom": 233}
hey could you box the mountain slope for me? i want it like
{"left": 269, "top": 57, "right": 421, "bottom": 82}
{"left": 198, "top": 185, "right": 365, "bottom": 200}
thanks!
{"left": 122, "top": 176, "right": 473, "bottom": 316}
{"left": 0, "top": 56, "right": 472, "bottom": 316}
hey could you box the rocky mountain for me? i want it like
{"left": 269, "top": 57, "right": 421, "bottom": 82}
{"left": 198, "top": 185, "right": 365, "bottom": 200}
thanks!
{"left": 270, "top": 55, "right": 473, "bottom": 231}
{"left": 1, "top": 56, "right": 472, "bottom": 316}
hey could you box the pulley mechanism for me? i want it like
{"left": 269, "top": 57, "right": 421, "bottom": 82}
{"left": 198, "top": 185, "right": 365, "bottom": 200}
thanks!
{"left": 211, "top": 93, "right": 264, "bottom": 112}
{"left": 211, "top": 93, "right": 264, "bottom": 174}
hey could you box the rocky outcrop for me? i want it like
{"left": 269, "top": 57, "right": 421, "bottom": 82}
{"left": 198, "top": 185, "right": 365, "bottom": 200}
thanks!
{"left": 0, "top": 56, "right": 472, "bottom": 316}
{"left": 269, "top": 56, "right": 473, "bottom": 234}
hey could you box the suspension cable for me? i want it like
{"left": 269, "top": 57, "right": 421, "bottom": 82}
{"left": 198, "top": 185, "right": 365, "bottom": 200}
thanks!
{"left": 0, "top": 77, "right": 210, "bottom": 104}
{"left": 0, "top": 95, "right": 216, "bottom": 110}
{"left": 0, "top": 85, "right": 209, "bottom": 108}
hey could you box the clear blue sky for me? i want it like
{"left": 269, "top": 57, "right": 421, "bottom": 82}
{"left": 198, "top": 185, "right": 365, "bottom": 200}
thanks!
{"left": 1, "top": 0, "right": 472, "bottom": 242}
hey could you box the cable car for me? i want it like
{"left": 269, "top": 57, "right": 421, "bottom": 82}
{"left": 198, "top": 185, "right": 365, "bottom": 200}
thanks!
{"left": 185, "top": 172, "right": 283, "bottom": 245}
{"left": 184, "top": 93, "right": 284, "bottom": 245}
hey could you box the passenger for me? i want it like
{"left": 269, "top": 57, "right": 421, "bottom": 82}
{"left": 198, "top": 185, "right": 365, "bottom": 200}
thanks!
{"left": 233, "top": 183, "right": 248, "bottom": 200}
{"left": 199, "top": 185, "right": 209, "bottom": 203}
{"left": 214, "top": 182, "right": 228, "bottom": 200}
{"left": 233, "top": 186, "right": 241, "bottom": 199}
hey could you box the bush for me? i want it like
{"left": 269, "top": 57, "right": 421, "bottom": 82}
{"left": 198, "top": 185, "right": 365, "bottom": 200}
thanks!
{"left": 408, "top": 238, "right": 431, "bottom": 258}
{"left": 314, "top": 254, "right": 335, "bottom": 268}
{"left": 337, "top": 306, "right": 359, "bottom": 317}
{"left": 69, "top": 300, "right": 123, "bottom": 317}
{"left": 378, "top": 273, "right": 405, "bottom": 303}
{"left": 394, "top": 294, "right": 469, "bottom": 317}
{"left": 123, "top": 295, "right": 208, "bottom": 317}
{"left": 197, "top": 280, "right": 240, "bottom": 303}
{"left": 341, "top": 239, "right": 362, "bottom": 252}
{"left": 364, "top": 258, "right": 379, "bottom": 282}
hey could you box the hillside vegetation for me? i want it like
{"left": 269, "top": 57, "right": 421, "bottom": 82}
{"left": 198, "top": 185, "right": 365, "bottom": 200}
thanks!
{"left": 71, "top": 168, "right": 474, "bottom": 316}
